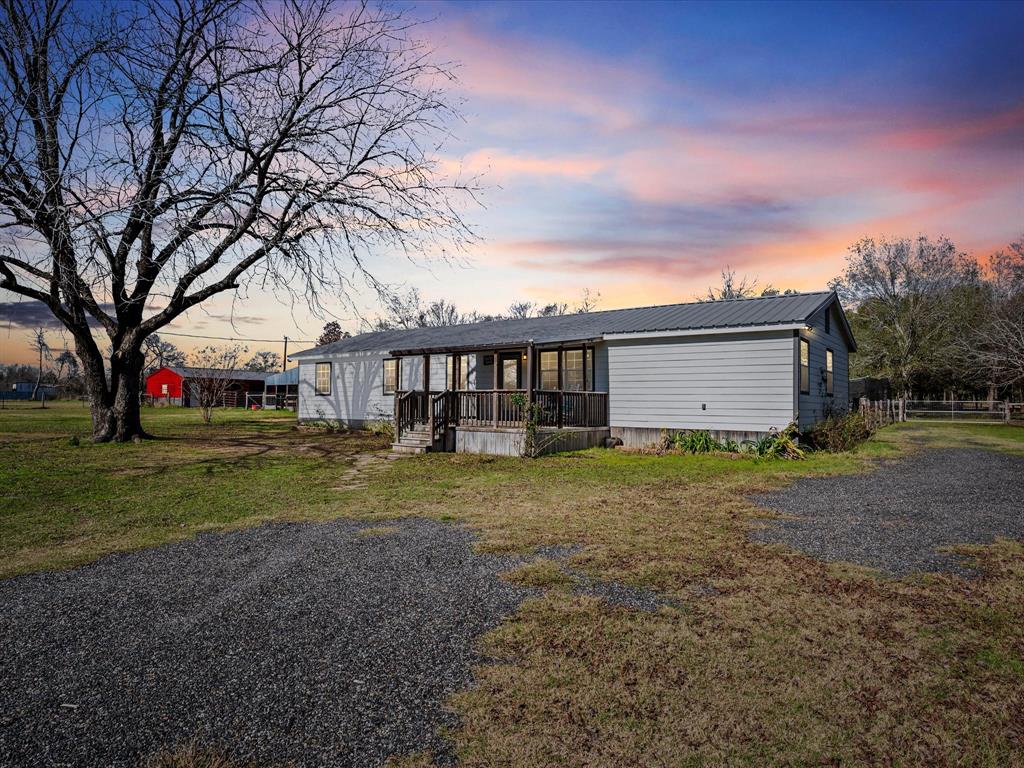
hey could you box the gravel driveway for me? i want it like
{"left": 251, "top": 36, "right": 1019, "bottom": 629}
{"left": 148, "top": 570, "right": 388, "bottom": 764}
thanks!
{"left": 752, "top": 448, "right": 1024, "bottom": 576}
{"left": 0, "top": 518, "right": 530, "bottom": 767}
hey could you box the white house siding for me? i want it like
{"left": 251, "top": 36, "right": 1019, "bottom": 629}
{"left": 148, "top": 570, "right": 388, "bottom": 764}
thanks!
{"left": 606, "top": 331, "right": 796, "bottom": 446}
{"left": 797, "top": 302, "right": 851, "bottom": 430}
{"left": 297, "top": 351, "right": 393, "bottom": 426}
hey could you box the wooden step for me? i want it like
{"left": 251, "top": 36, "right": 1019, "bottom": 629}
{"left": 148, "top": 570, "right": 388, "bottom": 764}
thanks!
{"left": 390, "top": 443, "right": 430, "bottom": 455}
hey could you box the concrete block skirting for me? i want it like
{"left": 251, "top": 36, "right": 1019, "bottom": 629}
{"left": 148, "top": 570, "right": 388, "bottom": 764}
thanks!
{"left": 611, "top": 425, "right": 770, "bottom": 450}
{"left": 456, "top": 426, "right": 610, "bottom": 457}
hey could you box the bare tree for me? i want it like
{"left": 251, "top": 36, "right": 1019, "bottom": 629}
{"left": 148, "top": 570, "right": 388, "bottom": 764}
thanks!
{"left": 142, "top": 335, "right": 186, "bottom": 373}
{"left": 505, "top": 301, "right": 535, "bottom": 320}
{"left": 52, "top": 348, "right": 83, "bottom": 395}
{"left": 830, "top": 236, "right": 980, "bottom": 397}
{"left": 27, "top": 328, "right": 51, "bottom": 400}
{"left": 702, "top": 267, "right": 760, "bottom": 301}
{"left": 960, "top": 236, "right": 1024, "bottom": 393}
{"left": 575, "top": 288, "right": 601, "bottom": 313}
{"left": 187, "top": 344, "right": 245, "bottom": 425}
{"left": 243, "top": 350, "right": 281, "bottom": 372}
{"left": 0, "top": 0, "right": 474, "bottom": 441}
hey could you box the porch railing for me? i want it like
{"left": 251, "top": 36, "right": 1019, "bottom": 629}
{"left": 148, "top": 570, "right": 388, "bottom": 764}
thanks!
{"left": 433, "top": 389, "right": 608, "bottom": 429}
{"left": 400, "top": 389, "right": 610, "bottom": 443}
{"left": 534, "top": 390, "right": 609, "bottom": 428}
{"left": 395, "top": 390, "right": 431, "bottom": 441}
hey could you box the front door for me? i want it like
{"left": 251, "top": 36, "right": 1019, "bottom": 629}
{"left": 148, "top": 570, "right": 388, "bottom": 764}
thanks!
{"left": 499, "top": 352, "right": 522, "bottom": 389}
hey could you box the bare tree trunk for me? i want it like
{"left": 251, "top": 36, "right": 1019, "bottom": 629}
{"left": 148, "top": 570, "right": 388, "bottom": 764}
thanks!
{"left": 78, "top": 342, "right": 148, "bottom": 443}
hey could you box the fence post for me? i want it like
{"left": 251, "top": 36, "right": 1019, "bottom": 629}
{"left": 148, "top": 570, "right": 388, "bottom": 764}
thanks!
{"left": 1006, "top": 400, "right": 1012, "bottom": 424}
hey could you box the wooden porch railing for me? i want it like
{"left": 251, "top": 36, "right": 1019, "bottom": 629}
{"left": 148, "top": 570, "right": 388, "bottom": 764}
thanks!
{"left": 395, "top": 390, "right": 430, "bottom": 441}
{"left": 534, "top": 390, "right": 609, "bottom": 428}
{"left": 402, "top": 389, "right": 610, "bottom": 443}
{"left": 440, "top": 390, "right": 608, "bottom": 429}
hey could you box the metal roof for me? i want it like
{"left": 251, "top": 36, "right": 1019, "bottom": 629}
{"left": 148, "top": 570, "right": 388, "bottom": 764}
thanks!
{"left": 289, "top": 291, "right": 853, "bottom": 358}
{"left": 264, "top": 367, "right": 299, "bottom": 386}
{"left": 167, "top": 366, "right": 271, "bottom": 381}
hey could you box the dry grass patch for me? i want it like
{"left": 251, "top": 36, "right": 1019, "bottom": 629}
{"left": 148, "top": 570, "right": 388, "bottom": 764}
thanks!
{"left": 344, "top": 426, "right": 1024, "bottom": 766}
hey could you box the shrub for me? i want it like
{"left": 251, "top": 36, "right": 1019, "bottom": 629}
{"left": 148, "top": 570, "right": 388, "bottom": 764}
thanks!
{"left": 670, "top": 429, "right": 724, "bottom": 454}
{"left": 742, "top": 423, "right": 805, "bottom": 460}
{"left": 367, "top": 419, "right": 394, "bottom": 440}
{"left": 805, "top": 412, "right": 874, "bottom": 453}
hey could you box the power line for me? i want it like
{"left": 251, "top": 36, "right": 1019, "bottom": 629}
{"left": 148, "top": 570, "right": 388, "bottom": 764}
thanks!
{"left": 158, "top": 330, "right": 315, "bottom": 343}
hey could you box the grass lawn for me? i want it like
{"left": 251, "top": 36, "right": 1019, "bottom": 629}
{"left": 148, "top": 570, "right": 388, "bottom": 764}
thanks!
{"left": 4, "top": 403, "right": 1024, "bottom": 766}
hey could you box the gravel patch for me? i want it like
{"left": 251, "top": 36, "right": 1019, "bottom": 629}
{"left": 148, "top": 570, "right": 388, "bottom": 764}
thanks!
{"left": 0, "top": 518, "right": 531, "bottom": 768}
{"left": 751, "top": 448, "right": 1024, "bottom": 577}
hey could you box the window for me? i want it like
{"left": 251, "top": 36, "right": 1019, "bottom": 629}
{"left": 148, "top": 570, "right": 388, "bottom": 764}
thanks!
{"left": 824, "top": 308, "right": 831, "bottom": 335}
{"left": 501, "top": 355, "right": 521, "bottom": 389}
{"left": 160, "top": 383, "right": 168, "bottom": 395}
{"left": 562, "top": 349, "right": 585, "bottom": 391}
{"left": 446, "top": 354, "right": 469, "bottom": 390}
{"left": 799, "top": 339, "right": 809, "bottom": 395}
{"left": 539, "top": 350, "right": 558, "bottom": 390}
{"left": 825, "top": 349, "right": 834, "bottom": 396}
{"left": 382, "top": 358, "right": 398, "bottom": 394}
{"left": 315, "top": 362, "right": 332, "bottom": 396}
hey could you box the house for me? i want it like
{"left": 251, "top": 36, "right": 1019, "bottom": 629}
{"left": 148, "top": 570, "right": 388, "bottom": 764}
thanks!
{"left": 288, "top": 291, "right": 856, "bottom": 455}
{"left": 144, "top": 367, "right": 269, "bottom": 407}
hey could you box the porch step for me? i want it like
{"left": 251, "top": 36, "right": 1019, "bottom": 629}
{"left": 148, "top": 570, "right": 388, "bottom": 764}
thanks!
{"left": 390, "top": 443, "right": 430, "bottom": 455}
{"left": 390, "top": 423, "right": 435, "bottom": 457}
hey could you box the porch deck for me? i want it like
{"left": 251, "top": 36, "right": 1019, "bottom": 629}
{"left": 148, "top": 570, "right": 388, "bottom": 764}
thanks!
{"left": 394, "top": 389, "right": 610, "bottom": 455}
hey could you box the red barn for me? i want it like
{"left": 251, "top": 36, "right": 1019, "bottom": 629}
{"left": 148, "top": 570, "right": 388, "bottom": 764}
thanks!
{"left": 144, "top": 366, "right": 269, "bottom": 407}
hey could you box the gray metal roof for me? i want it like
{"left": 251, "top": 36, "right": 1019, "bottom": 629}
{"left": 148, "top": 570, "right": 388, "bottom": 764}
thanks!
{"left": 168, "top": 366, "right": 271, "bottom": 381}
{"left": 264, "top": 367, "right": 299, "bottom": 386}
{"left": 289, "top": 291, "right": 852, "bottom": 358}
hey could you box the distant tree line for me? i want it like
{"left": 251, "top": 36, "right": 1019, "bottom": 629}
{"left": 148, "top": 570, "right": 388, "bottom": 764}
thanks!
{"left": 6, "top": 328, "right": 286, "bottom": 401}
{"left": 360, "top": 288, "right": 602, "bottom": 331}
{"left": 832, "top": 235, "right": 1023, "bottom": 400}
{"left": 705, "top": 236, "right": 1023, "bottom": 400}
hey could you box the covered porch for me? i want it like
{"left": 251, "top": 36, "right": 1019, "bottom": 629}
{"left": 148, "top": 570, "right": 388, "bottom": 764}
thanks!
{"left": 389, "top": 341, "right": 610, "bottom": 455}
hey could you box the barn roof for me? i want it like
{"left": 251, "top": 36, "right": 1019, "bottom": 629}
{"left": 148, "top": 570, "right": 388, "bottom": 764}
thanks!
{"left": 166, "top": 366, "right": 271, "bottom": 381}
{"left": 264, "top": 367, "right": 299, "bottom": 386}
{"left": 289, "top": 290, "right": 855, "bottom": 359}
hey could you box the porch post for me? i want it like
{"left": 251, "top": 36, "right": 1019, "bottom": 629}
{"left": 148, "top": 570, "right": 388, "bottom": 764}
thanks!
{"left": 492, "top": 349, "right": 499, "bottom": 428}
{"left": 422, "top": 353, "right": 430, "bottom": 392}
{"left": 526, "top": 342, "right": 535, "bottom": 406}
{"left": 556, "top": 348, "right": 563, "bottom": 428}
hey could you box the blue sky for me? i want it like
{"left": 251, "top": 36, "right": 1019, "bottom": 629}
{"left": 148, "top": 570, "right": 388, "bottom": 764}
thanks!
{"left": 2, "top": 0, "right": 1021, "bottom": 363}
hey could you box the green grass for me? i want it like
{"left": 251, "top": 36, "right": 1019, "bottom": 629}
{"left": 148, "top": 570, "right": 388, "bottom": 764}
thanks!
{"left": 4, "top": 404, "right": 1023, "bottom": 766}
{"left": 0, "top": 401, "right": 387, "bottom": 576}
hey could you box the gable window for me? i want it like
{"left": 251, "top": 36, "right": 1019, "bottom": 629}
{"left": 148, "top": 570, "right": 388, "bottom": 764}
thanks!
{"left": 382, "top": 358, "right": 399, "bottom": 395}
{"left": 825, "top": 349, "right": 834, "bottom": 396}
{"left": 315, "top": 362, "right": 332, "bottom": 396}
{"left": 824, "top": 308, "right": 831, "bottom": 335}
{"left": 539, "top": 350, "right": 559, "bottom": 390}
{"left": 799, "top": 339, "right": 810, "bottom": 395}
{"left": 446, "top": 354, "right": 469, "bottom": 390}
{"left": 562, "top": 349, "right": 585, "bottom": 391}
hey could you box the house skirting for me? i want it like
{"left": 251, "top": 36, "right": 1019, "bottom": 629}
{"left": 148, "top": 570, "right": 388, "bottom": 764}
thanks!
{"left": 456, "top": 426, "right": 610, "bottom": 457}
{"left": 610, "top": 425, "right": 770, "bottom": 449}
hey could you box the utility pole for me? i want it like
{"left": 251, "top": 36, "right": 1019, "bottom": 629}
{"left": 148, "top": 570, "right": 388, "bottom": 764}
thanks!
{"left": 282, "top": 336, "right": 289, "bottom": 371}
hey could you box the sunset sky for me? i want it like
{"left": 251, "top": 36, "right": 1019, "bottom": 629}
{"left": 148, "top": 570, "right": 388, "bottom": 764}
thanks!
{"left": 1, "top": 0, "right": 1022, "bottom": 365}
